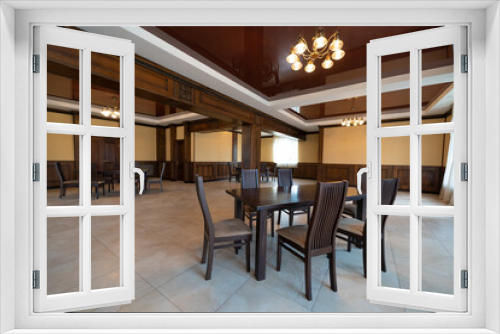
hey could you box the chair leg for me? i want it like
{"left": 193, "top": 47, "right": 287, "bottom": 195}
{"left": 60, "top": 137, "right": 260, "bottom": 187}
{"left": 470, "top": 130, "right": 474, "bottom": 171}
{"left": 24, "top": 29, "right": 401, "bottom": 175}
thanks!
{"left": 329, "top": 251, "right": 338, "bottom": 292}
{"left": 290, "top": 211, "right": 294, "bottom": 226}
{"left": 307, "top": 208, "right": 310, "bottom": 223}
{"left": 201, "top": 236, "right": 208, "bottom": 264}
{"left": 59, "top": 186, "right": 64, "bottom": 199}
{"left": 381, "top": 233, "right": 387, "bottom": 272}
{"left": 276, "top": 239, "right": 282, "bottom": 271}
{"left": 205, "top": 243, "right": 215, "bottom": 280}
{"left": 305, "top": 256, "right": 312, "bottom": 300}
{"left": 347, "top": 237, "right": 352, "bottom": 252}
{"left": 160, "top": 180, "right": 163, "bottom": 192}
{"left": 96, "top": 186, "right": 99, "bottom": 200}
{"left": 277, "top": 210, "right": 282, "bottom": 225}
{"left": 234, "top": 240, "right": 240, "bottom": 255}
{"left": 245, "top": 240, "right": 251, "bottom": 272}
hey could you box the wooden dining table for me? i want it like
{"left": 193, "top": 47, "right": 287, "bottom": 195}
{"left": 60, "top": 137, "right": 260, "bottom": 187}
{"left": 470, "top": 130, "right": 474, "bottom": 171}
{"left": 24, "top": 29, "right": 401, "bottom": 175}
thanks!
{"left": 226, "top": 184, "right": 365, "bottom": 281}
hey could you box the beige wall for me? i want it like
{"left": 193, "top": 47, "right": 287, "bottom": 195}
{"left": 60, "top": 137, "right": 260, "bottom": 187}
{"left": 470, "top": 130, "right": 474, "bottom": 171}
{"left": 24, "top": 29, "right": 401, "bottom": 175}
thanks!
{"left": 91, "top": 117, "right": 119, "bottom": 127}
{"left": 193, "top": 131, "right": 233, "bottom": 162}
{"left": 135, "top": 125, "right": 156, "bottom": 161}
{"left": 323, "top": 118, "right": 449, "bottom": 166}
{"left": 166, "top": 127, "right": 171, "bottom": 161}
{"left": 299, "top": 134, "right": 319, "bottom": 163}
{"left": 176, "top": 126, "right": 185, "bottom": 140}
{"left": 261, "top": 137, "right": 275, "bottom": 162}
{"left": 323, "top": 125, "right": 367, "bottom": 164}
{"left": 237, "top": 133, "right": 242, "bottom": 162}
{"left": 47, "top": 112, "right": 75, "bottom": 161}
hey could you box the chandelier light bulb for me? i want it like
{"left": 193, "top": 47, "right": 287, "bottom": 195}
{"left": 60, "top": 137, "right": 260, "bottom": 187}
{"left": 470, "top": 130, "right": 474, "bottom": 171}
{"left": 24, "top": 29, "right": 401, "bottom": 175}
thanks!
{"left": 332, "top": 49, "right": 346, "bottom": 60}
{"left": 304, "top": 61, "right": 316, "bottom": 73}
{"left": 329, "top": 38, "right": 344, "bottom": 52}
{"left": 101, "top": 107, "right": 111, "bottom": 117}
{"left": 293, "top": 37, "right": 307, "bottom": 54}
{"left": 321, "top": 55, "right": 334, "bottom": 69}
{"left": 286, "top": 52, "right": 299, "bottom": 64}
{"left": 291, "top": 61, "right": 303, "bottom": 71}
{"left": 313, "top": 28, "right": 328, "bottom": 49}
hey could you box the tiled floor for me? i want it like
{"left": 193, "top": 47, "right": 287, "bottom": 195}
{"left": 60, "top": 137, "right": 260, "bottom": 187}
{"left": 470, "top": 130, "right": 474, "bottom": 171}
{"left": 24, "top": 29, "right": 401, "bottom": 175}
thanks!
{"left": 46, "top": 178, "right": 454, "bottom": 313}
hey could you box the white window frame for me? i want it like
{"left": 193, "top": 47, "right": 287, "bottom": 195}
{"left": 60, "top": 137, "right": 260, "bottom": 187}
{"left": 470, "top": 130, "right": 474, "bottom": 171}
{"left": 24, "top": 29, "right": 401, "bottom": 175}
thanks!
{"left": 33, "top": 26, "right": 136, "bottom": 313}
{"left": 366, "top": 26, "right": 467, "bottom": 312}
{"left": 0, "top": 2, "right": 498, "bottom": 333}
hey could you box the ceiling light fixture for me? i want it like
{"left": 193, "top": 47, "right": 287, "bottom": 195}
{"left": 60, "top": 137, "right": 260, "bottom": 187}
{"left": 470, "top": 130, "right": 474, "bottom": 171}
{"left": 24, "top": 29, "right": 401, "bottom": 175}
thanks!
{"left": 286, "top": 27, "right": 346, "bottom": 74}
{"left": 341, "top": 97, "right": 365, "bottom": 127}
{"left": 101, "top": 96, "right": 120, "bottom": 119}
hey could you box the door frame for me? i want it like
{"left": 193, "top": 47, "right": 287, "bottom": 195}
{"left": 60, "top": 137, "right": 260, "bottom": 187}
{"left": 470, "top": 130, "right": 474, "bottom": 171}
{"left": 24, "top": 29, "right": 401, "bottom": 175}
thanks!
{"left": 2, "top": 3, "right": 496, "bottom": 333}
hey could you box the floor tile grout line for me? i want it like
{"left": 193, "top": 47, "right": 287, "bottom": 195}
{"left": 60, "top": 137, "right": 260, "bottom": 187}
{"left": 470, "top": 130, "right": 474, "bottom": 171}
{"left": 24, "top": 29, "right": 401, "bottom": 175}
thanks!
{"left": 213, "top": 276, "right": 251, "bottom": 312}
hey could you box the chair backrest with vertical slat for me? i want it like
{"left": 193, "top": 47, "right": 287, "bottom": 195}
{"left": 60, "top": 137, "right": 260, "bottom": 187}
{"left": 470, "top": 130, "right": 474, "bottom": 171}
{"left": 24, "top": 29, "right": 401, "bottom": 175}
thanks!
{"left": 278, "top": 169, "right": 293, "bottom": 187}
{"left": 241, "top": 169, "right": 259, "bottom": 189}
{"left": 160, "top": 162, "right": 166, "bottom": 178}
{"left": 194, "top": 175, "right": 215, "bottom": 239}
{"left": 307, "top": 181, "right": 348, "bottom": 251}
{"left": 380, "top": 178, "right": 399, "bottom": 230}
{"left": 54, "top": 162, "right": 64, "bottom": 183}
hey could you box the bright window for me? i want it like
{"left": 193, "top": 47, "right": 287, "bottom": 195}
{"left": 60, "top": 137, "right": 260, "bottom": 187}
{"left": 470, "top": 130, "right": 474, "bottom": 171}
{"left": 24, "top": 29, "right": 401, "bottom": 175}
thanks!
{"left": 273, "top": 137, "right": 298, "bottom": 167}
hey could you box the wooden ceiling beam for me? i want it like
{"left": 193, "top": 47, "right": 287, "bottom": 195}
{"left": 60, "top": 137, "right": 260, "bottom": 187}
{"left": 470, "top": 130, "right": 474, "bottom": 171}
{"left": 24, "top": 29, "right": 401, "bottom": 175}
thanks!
{"left": 47, "top": 46, "right": 306, "bottom": 139}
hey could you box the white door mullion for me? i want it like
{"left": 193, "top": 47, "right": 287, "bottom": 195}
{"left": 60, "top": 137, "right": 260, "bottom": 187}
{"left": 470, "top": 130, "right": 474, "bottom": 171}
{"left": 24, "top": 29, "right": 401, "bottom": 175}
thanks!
{"left": 409, "top": 48, "right": 420, "bottom": 294}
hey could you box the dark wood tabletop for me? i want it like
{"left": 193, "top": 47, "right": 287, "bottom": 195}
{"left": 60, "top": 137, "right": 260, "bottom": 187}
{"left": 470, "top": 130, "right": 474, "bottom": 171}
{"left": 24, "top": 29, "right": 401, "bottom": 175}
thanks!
{"left": 226, "top": 184, "right": 365, "bottom": 281}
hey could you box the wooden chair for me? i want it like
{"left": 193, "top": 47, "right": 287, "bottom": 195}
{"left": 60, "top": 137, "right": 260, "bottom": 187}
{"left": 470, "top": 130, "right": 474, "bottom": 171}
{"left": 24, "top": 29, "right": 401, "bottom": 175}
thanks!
{"left": 241, "top": 169, "right": 275, "bottom": 237}
{"left": 277, "top": 169, "right": 311, "bottom": 226}
{"left": 343, "top": 172, "right": 367, "bottom": 218}
{"left": 336, "top": 178, "right": 399, "bottom": 277}
{"left": 195, "top": 175, "right": 251, "bottom": 280}
{"left": 55, "top": 162, "right": 79, "bottom": 199}
{"left": 260, "top": 162, "right": 270, "bottom": 183}
{"left": 276, "top": 181, "right": 349, "bottom": 300}
{"left": 91, "top": 167, "right": 107, "bottom": 199}
{"left": 147, "top": 162, "right": 166, "bottom": 192}
{"left": 268, "top": 163, "right": 277, "bottom": 181}
{"left": 228, "top": 162, "right": 240, "bottom": 182}
{"left": 102, "top": 161, "right": 116, "bottom": 191}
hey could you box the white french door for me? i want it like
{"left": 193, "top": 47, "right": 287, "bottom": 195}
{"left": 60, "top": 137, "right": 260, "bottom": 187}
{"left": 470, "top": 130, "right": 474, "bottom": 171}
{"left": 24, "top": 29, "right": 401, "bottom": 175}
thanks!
{"left": 366, "top": 26, "right": 467, "bottom": 312}
{"left": 33, "top": 26, "right": 136, "bottom": 312}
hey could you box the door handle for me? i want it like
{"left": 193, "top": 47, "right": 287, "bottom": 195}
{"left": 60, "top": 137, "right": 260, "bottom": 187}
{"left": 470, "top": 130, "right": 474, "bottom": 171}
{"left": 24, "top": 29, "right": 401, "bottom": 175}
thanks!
{"left": 357, "top": 167, "right": 369, "bottom": 195}
{"left": 130, "top": 162, "right": 145, "bottom": 195}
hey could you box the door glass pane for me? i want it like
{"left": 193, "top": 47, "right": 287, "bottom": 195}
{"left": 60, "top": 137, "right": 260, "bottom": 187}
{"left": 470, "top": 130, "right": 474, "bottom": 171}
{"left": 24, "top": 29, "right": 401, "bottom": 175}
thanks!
{"left": 91, "top": 136, "right": 121, "bottom": 205}
{"left": 380, "top": 52, "right": 410, "bottom": 128}
{"left": 421, "top": 132, "right": 453, "bottom": 206}
{"left": 420, "top": 45, "right": 454, "bottom": 124}
{"left": 92, "top": 215, "right": 121, "bottom": 290}
{"left": 380, "top": 136, "right": 409, "bottom": 199}
{"left": 47, "top": 217, "right": 80, "bottom": 295}
{"left": 381, "top": 215, "right": 410, "bottom": 290}
{"left": 420, "top": 216, "right": 454, "bottom": 294}
{"left": 91, "top": 52, "right": 121, "bottom": 128}
{"left": 47, "top": 45, "right": 80, "bottom": 125}
{"left": 47, "top": 134, "right": 80, "bottom": 206}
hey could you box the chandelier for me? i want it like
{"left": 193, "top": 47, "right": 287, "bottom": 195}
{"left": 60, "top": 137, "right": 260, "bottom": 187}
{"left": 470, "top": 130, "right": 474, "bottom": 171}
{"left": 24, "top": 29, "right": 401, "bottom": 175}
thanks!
{"left": 286, "top": 27, "right": 346, "bottom": 73}
{"left": 341, "top": 98, "right": 365, "bottom": 127}
{"left": 101, "top": 96, "right": 120, "bottom": 119}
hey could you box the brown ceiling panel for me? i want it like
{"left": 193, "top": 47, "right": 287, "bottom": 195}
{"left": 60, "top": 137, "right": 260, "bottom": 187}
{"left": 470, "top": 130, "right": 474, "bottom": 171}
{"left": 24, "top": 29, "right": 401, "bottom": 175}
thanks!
{"left": 296, "top": 83, "right": 452, "bottom": 120}
{"left": 148, "top": 26, "right": 439, "bottom": 98}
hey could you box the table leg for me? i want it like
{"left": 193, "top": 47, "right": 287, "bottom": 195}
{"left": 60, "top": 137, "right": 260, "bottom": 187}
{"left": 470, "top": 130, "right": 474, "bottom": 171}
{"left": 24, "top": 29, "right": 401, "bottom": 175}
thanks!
{"left": 234, "top": 198, "right": 243, "bottom": 220}
{"left": 255, "top": 209, "right": 268, "bottom": 281}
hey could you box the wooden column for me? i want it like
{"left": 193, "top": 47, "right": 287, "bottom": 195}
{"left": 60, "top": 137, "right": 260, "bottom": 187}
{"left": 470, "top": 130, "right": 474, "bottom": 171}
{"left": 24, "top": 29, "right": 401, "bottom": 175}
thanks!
{"left": 156, "top": 126, "right": 166, "bottom": 178}
{"left": 183, "top": 122, "right": 192, "bottom": 182}
{"left": 317, "top": 126, "right": 324, "bottom": 181}
{"left": 170, "top": 126, "right": 178, "bottom": 181}
{"left": 232, "top": 132, "right": 238, "bottom": 163}
{"left": 242, "top": 118, "right": 262, "bottom": 170}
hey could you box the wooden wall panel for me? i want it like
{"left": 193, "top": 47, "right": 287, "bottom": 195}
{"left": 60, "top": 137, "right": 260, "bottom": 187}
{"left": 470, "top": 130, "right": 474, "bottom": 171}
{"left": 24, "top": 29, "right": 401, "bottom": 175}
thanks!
{"left": 190, "top": 162, "right": 231, "bottom": 182}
